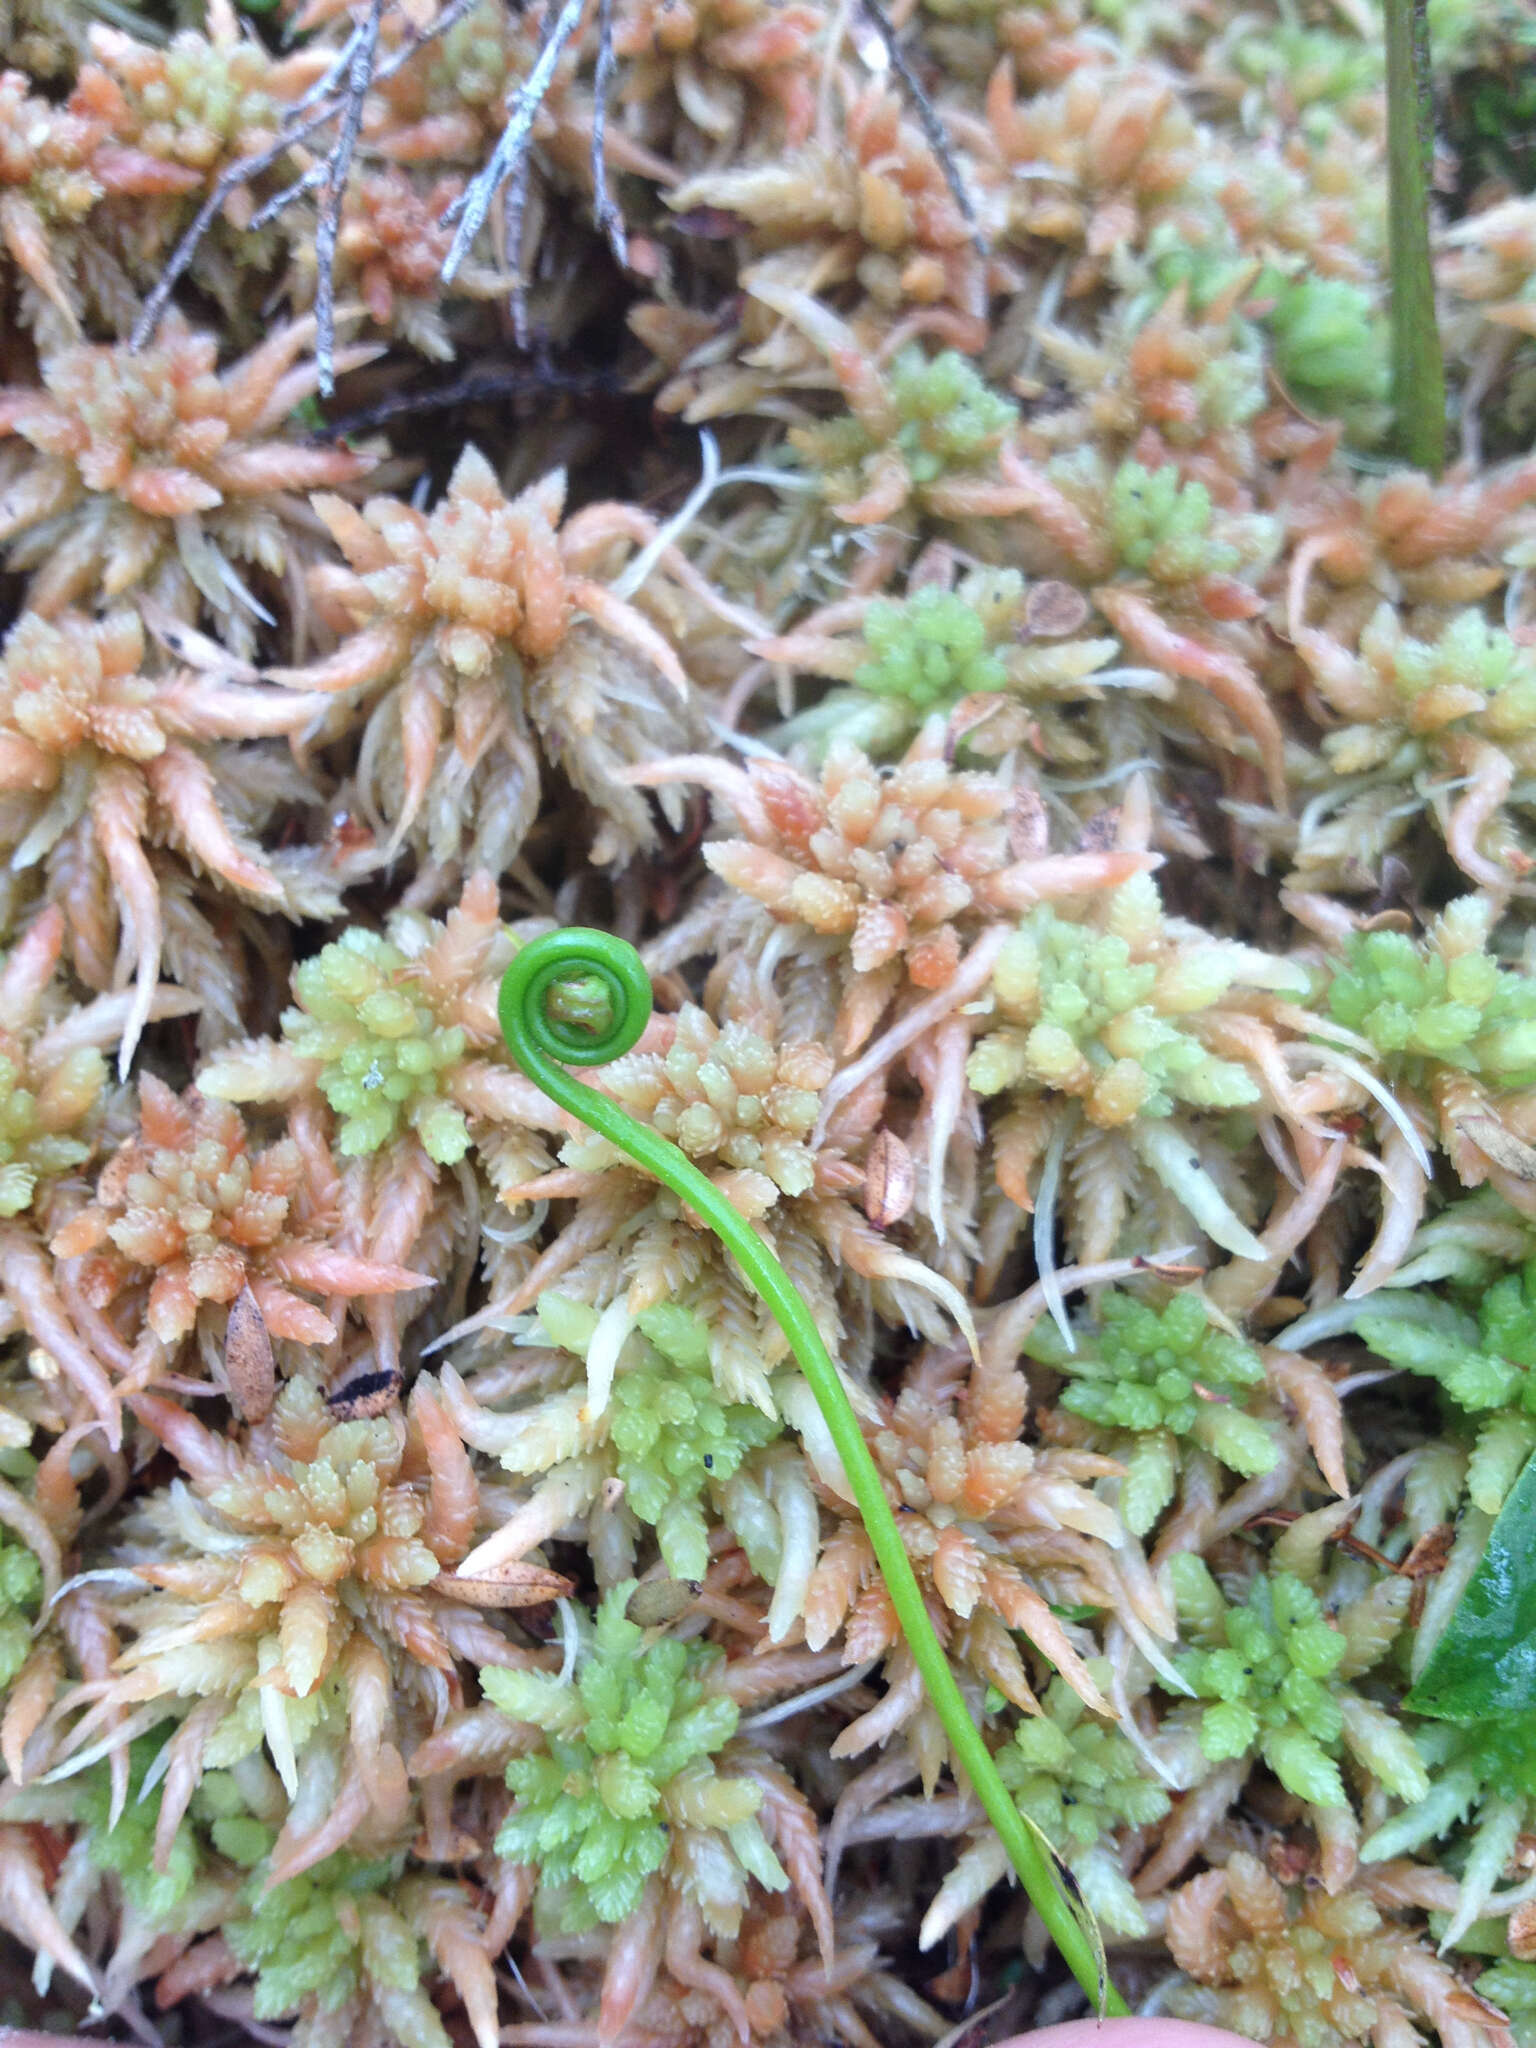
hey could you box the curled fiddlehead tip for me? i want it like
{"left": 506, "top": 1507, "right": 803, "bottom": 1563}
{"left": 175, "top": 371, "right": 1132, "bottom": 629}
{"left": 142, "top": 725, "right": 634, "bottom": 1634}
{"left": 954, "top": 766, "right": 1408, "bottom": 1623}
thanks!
{"left": 494, "top": 923, "right": 1122, "bottom": 2016}
{"left": 499, "top": 928, "right": 654, "bottom": 1071}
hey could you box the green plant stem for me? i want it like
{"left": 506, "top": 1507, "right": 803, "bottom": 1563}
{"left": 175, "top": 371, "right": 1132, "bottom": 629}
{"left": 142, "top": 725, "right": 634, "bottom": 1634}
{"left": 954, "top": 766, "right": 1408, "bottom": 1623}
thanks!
{"left": 500, "top": 928, "right": 1123, "bottom": 2015}
{"left": 1385, "top": 0, "right": 1446, "bottom": 475}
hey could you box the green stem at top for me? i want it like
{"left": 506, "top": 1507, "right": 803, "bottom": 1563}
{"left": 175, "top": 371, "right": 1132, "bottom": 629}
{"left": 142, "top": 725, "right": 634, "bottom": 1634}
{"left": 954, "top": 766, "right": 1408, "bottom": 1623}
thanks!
{"left": 1385, "top": 0, "right": 1446, "bottom": 475}
{"left": 499, "top": 927, "right": 1124, "bottom": 2015}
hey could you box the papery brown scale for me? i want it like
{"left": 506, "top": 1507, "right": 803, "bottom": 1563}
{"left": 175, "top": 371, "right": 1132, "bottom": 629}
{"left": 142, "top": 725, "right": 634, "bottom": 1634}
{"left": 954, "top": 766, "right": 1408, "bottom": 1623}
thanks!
{"left": 221, "top": 1284, "right": 275, "bottom": 1423}
{"left": 863, "top": 1128, "right": 915, "bottom": 1229}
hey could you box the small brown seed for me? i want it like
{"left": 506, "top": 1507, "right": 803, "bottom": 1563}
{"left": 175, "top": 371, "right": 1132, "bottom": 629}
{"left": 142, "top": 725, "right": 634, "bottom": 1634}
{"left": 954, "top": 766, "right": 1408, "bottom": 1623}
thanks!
{"left": 626, "top": 1577, "right": 700, "bottom": 1626}
{"left": 1456, "top": 1113, "right": 1536, "bottom": 1181}
{"left": 1398, "top": 1523, "right": 1454, "bottom": 1580}
{"left": 326, "top": 1366, "right": 403, "bottom": 1419}
{"left": 1076, "top": 806, "right": 1122, "bottom": 854}
{"left": 1025, "top": 579, "right": 1090, "bottom": 638}
{"left": 864, "top": 1128, "right": 915, "bottom": 1229}
{"left": 1508, "top": 1901, "right": 1536, "bottom": 1962}
{"left": 1007, "top": 784, "right": 1049, "bottom": 861}
{"left": 225, "top": 1285, "right": 275, "bottom": 1424}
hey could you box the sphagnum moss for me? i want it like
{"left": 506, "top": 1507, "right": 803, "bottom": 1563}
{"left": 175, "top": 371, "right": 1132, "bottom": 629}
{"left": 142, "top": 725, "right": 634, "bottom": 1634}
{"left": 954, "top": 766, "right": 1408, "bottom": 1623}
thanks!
{"left": 484, "top": 1579, "right": 787, "bottom": 1933}
{"left": 1, "top": 0, "right": 1535, "bottom": 2035}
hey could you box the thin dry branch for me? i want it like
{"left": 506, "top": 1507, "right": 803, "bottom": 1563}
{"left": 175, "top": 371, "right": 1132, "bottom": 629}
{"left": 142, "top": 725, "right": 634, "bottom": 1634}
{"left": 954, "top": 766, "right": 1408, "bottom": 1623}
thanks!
{"left": 316, "top": 0, "right": 383, "bottom": 393}
{"left": 438, "top": 0, "right": 587, "bottom": 287}
{"left": 501, "top": 131, "right": 536, "bottom": 347}
{"left": 0, "top": 2036, "right": 133, "bottom": 2048}
{"left": 313, "top": 356, "right": 621, "bottom": 438}
{"left": 246, "top": 0, "right": 384, "bottom": 392}
{"left": 591, "top": 0, "right": 628, "bottom": 268}
{"left": 857, "top": 0, "right": 985, "bottom": 254}
{"left": 130, "top": 0, "right": 480, "bottom": 355}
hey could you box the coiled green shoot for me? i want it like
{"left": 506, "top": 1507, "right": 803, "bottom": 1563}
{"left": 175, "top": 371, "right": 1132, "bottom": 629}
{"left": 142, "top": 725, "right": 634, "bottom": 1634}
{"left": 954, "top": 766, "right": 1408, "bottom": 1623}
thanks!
{"left": 498, "top": 927, "right": 1122, "bottom": 2013}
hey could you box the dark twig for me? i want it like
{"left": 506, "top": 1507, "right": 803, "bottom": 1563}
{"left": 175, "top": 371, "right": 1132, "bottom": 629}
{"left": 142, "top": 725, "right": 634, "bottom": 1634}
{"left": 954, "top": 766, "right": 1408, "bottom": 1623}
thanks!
{"left": 248, "top": 157, "right": 332, "bottom": 228}
{"left": 438, "top": 0, "right": 586, "bottom": 287}
{"left": 858, "top": 0, "right": 985, "bottom": 256}
{"left": 292, "top": 21, "right": 369, "bottom": 120}
{"left": 591, "top": 0, "right": 628, "bottom": 268}
{"left": 312, "top": 359, "right": 623, "bottom": 439}
{"left": 131, "top": 0, "right": 478, "bottom": 353}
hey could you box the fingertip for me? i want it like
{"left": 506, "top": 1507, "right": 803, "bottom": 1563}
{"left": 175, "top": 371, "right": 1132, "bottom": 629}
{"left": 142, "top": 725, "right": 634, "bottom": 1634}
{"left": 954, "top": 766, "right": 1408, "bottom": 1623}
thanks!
{"left": 996, "top": 2021, "right": 1253, "bottom": 2048}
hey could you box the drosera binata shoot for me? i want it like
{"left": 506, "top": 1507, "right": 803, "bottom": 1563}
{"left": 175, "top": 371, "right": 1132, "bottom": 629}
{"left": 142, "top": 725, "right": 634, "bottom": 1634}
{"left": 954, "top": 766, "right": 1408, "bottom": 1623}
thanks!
{"left": 494, "top": 926, "right": 1124, "bottom": 2015}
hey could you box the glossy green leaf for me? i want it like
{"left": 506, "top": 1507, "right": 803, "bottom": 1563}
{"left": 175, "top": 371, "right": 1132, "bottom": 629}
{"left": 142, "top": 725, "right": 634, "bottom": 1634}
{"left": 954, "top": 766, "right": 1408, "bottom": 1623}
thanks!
{"left": 1407, "top": 1451, "right": 1536, "bottom": 1718}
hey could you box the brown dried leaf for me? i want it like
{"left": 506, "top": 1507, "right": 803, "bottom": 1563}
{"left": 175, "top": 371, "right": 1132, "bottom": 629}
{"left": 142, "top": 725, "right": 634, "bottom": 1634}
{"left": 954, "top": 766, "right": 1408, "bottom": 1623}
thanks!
{"left": 1076, "top": 807, "right": 1122, "bottom": 854}
{"left": 1456, "top": 1114, "right": 1536, "bottom": 1181}
{"left": 864, "top": 1129, "right": 915, "bottom": 1229}
{"left": 440, "top": 1565, "right": 574, "bottom": 1609}
{"left": 1499, "top": 1901, "right": 1536, "bottom": 1965}
{"left": 1007, "top": 784, "right": 1049, "bottom": 862}
{"left": 1444, "top": 1986, "right": 1514, "bottom": 2028}
{"left": 1399, "top": 1523, "right": 1455, "bottom": 1580}
{"left": 225, "top": 1285, "right": 274, "bottom": 1424}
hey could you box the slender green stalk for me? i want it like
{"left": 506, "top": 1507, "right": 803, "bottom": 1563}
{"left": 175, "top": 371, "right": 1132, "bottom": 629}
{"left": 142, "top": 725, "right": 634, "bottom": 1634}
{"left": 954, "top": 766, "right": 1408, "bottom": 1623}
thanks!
{"left": 1384, "top": 0, "right": 1446, "bottom": 475}
{"left": 500, "top": 928, "right": 1124, "bottom": 2015}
